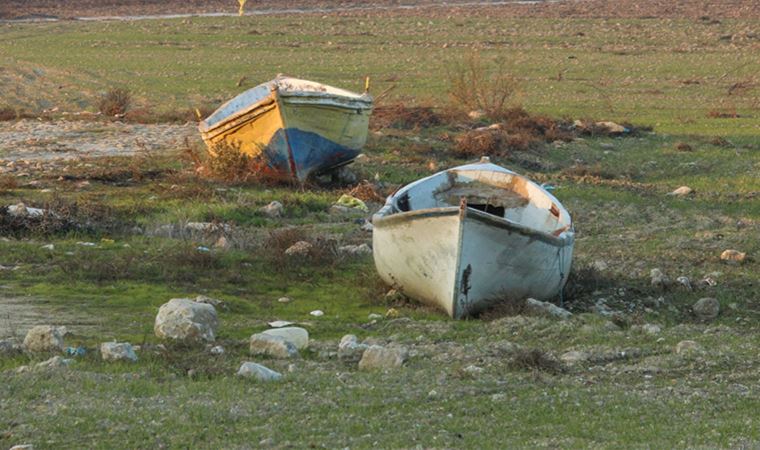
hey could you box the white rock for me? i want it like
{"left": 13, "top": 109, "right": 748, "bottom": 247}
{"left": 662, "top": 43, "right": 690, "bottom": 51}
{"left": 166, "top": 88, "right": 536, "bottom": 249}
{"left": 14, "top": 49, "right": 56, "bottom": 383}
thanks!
{"left": 249, "top": 333, "right": 299, "bottom": 358}
{"left": 210, "top": 345, "right": 225, "bottom": 355}
{"left": 367, "top": 313, "right": 383, "bottom": 320}
{"left": 284, "top": 241, "right": 312, "bottom": 257}
{"left": 154, "top": 298, "right": 218, "bottom": 343}
{"left": 35, "top": 356, "right": 73, "bottom": 369}
{"left": 361, "top": 222, "right": 374, "bottom": 232}
{"left": 358, "top": 345, "right": 408, "bottom": 371}
{"left": 194, "top": 295, "right": 226, "bottom": 310}
{"left": 259, "top": 201, "right": 284, "bottom": 218}
{"left": 463, "top": 365, "right": 484, "bottom": 374}
{"left": 277, "top": 296, "right": 292, "bottom": 303}
{"left": 524, "top": 298, "right": 572, "bottom": 320}
{"left": 675, "top": 340, "right": 702, "bottom": 355}
{"left": 650, "top": 268, "right": 670, "bottom": 289}
{"left": 310, "top": 310, "right": 324, "bottom": 317}
{"left": 23, "top": 325, "right": 65, "bottom": 352}
{"left": 595, "top": 121, "right": 627, "bottom": 134}
{"left": 237, "top": 362, "right": 282, "bottom": 381}
{"left": 9, "top": 445, "right": 34, "bottom": 450}
{"left": 0, "top": 338, "right": 22, "bottom": 355}
{"left": 676, "top": 276, "right": 692, "bottom": 290}
{"left": 592, "top": 260, "right": 608, "bottom": 271}
{"left": 338, "top": 334, "right": 369, "bottom": 361}
{"left": 7, "top": 202, "right": 45, "bottom": 218}
{"left": 267, "top": 320, "right": 294, "bottom": 328}
{"left": 100, "top": 342, "right": 138, "bottom": 362}
{"left": 669, "top": 186, "right": 693, "bottom": 197}
{"left": 41, "top": 244, "right": 54, "bottom": 251}
{"left": 560, "top": 350, "right": 590, "bottom": 365}
{"left": 693, "top": 297, "right": 720, "bottom": 321}
{"left": 641, "top": 323, "right": 661, "bottom": 335}
{"left": 338, "top": 243, "right": 372, "bottom": 257}
{"left": 261, "top": 327, "right": 309, "bottom": 350}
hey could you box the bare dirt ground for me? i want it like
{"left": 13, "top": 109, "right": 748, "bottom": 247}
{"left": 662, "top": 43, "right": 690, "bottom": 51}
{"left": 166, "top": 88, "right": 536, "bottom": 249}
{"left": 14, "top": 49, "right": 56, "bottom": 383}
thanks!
{"left": 3, "top": 0, "right": 760, "bottom": 20}
{"left": 0, "top": 120, "right": 198, "bottom": 162}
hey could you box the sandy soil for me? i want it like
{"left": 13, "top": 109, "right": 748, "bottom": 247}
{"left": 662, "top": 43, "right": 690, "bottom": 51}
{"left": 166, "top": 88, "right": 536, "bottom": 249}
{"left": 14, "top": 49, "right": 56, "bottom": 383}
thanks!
{"left": 3, "top": 0, "right": 760, "bottom": 21}
{"left": 0, "top": 120, "right": 198, "bottom": 163}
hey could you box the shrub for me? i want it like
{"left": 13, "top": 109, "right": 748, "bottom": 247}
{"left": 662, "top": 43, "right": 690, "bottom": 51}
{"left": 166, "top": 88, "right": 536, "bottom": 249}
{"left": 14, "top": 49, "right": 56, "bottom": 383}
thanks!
{"left": 448, "top": 53, "right": 521, "bottom": 121}
{"left": 98, "top": 88, "right": 131, "bottom": 116}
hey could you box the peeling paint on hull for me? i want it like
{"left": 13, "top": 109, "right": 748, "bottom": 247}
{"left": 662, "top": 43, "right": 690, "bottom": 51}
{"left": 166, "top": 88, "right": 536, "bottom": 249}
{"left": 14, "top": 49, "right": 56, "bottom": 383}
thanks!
{"left": 199, "top": 76, "right": 372, "bottom": 181}
{"left": 373, "top": 159, "right": 575, "bottom": 319}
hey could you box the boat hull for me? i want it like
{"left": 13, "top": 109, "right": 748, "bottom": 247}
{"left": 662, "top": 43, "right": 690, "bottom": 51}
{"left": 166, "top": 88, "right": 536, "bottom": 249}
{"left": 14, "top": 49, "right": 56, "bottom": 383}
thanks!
{"left": 200, "top": 90, "right": 371, "bottom": 181}
{"left": 373, "top": 206, "right": 574, "bottom": 318}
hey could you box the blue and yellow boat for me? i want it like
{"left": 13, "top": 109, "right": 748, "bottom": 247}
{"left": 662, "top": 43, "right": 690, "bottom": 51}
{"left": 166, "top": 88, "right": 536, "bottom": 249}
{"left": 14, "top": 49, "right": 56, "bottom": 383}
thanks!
{"left": 199, "top": 76, "right": 373, "bottom": 181}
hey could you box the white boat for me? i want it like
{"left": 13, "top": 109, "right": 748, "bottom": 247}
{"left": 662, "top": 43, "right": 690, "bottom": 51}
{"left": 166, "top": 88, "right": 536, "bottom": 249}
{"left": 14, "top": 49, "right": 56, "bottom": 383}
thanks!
{"left": 372, "top": 157, "right": 574, "bottom": 318}
{"left": 199, "top": 76, "right": 373, "bottom": 181}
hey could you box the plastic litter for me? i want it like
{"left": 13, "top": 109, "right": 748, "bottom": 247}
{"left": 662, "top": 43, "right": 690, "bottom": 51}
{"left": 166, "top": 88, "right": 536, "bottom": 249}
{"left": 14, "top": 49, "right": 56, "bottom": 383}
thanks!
{"left": 64, "top": 346, "right": 86, "bottom": 357}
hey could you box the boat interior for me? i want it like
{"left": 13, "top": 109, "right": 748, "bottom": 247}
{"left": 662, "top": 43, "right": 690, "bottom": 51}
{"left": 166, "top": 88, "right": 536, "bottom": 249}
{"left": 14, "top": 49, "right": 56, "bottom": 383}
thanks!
{"left": 393, "top": 166, "right": 572, "bottom": 236}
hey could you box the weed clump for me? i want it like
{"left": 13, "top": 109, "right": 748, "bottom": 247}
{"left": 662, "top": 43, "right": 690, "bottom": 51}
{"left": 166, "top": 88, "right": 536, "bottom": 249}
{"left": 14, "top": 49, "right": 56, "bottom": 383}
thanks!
{"left": 371, "top": 104, "right": 442, "bottom": 130}
{"left": 0, "top": 107, "right": 17, "bottom": 121}
{"left": 448, "top": 53, "right": 520, "bottom": 121}
{"left": 674, "top": 142, "right": 693, "bottom": 152}
{"left": 98, "top": 88, "right": 131, "bottom": 116}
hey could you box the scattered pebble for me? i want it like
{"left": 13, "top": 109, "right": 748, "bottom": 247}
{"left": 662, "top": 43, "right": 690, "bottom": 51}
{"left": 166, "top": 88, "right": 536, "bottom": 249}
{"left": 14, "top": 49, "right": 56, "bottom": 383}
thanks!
{"left": 249, "top": 333, "right": 299, "bottom": 359}
{"left": 358, "top": 345, "right": 408, "bottom": 371}
{"left": 720, "top": 249, "right": 746, "bottom": 265}
{"left": 668, "top": 186, "right": 693, "bottom": 197}
{"left": 524, "top": 298, "right": 572, "bottom": 320}
{"left": 693, "top": 297, "right": 720, "bottom": 321}
{"left": 237, "top": 362, "right": 282, "bottom": 382}
{"left": 309, "top": 310, "right": 324, "bottom": 317}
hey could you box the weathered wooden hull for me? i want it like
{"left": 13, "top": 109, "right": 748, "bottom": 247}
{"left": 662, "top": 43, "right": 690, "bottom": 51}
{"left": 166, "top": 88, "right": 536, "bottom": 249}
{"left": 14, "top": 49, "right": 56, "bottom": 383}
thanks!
{"left": 199, "top": 78, "right": 372, "bottom": 181}
{"left": 372, "top": 159, "right": 574, "bottom": 319}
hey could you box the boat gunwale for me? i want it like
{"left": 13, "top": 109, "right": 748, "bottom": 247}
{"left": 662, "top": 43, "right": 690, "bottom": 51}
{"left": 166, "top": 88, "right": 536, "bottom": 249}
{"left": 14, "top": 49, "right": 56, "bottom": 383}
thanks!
{"left": 199, "top": 89, "right": 372, "bottom": 135}
{"left": 373, "top": 206, "right": 573, "bottom": 247}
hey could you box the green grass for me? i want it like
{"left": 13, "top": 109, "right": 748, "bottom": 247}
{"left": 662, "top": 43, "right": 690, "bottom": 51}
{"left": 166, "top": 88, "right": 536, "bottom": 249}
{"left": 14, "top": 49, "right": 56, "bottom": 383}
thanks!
{"left": 0, "top": 8, "right": 759, "bottom": 449}
{"left": 1, "top": 15, "right": 759, "bottom": 134}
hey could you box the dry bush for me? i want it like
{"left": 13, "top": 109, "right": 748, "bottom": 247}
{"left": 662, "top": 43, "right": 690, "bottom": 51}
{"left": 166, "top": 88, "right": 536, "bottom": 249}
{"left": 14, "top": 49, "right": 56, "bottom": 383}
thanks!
{"left": 511, "top": 348, "right": 565, "bottom": 374}
{"left": 674, "top": 142, "right": 693, "bottom": 152}
{"left": 348, "top": 180, "right": 386, "bottom": 203}
{"left": 448, "top": 53, "right": 521, "bottom": 121}
{"left": 0, "top": 175, "right": 18, "bottom": 190}
{"left": 707, "top": 108, "right": 739, "bottom": 119}
{"left": 709, "top": 136, "right": 732, "bottom": 147}
{"left": 186, "top": 142, "right": 285, "bottom": 186}
{"left": 370, "top": 104, "right": 442, "bottom": 130}
{"left": 98, "top": 88, "right": 131, "bottom": 116}
{"left": 262, "top": 227, "right": 341, "bottom": 271}
{"left": 454, "top": 128, "right": 507, "bottom": 157}
{"left": 0, "top": 107, "right": 17, "bottom": 121}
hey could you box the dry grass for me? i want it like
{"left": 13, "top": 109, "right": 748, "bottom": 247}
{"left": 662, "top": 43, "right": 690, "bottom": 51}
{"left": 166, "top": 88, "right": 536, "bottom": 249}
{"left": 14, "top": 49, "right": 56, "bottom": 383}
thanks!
{"left": 98, "top": 88, "right": 131, "bottom": 116}
{"left": 0, "top": 107, "right": 17, "bottom": 121}
{"left": 186, "top": 142, "right": 280, "bottom": 185}
{"left": 674, "top": 141, "right": 694, "bottom": 152}
{"left": 448, "top": 53, "right": 521, "bottom": 121}
{"left": 370, "top": 104, "right": 442, "bottom": 130}
{"left": 511, "top": 348, "right": 565, "bottom": 374}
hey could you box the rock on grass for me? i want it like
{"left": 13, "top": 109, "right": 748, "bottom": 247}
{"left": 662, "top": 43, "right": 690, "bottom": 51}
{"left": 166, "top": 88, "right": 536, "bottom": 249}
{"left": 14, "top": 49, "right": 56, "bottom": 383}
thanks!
{"left": 154, "top": 298, "right": 218, "bottom": 344}
{"left": 693, "top": 297, "right": 720, "bottom": 321}
{"left": 358, "top": 345, "right": 407, "bottom": 371}
{"left": 100, "top": 342, "right": 138, "bottom": 362}
{"left": 250, "top": 333, "right": 299, "bottom": 359}
{"left": 237, "top": 362, "right": 282, "bottom": 381}
{"left": 261, "top": 327, "right": 309, "bottom": 350}
{"left": 524, "top": 298, "right": 572, "bottom": 320}
{"left": 23, "top": 325, "right": 65, "bottom": 353}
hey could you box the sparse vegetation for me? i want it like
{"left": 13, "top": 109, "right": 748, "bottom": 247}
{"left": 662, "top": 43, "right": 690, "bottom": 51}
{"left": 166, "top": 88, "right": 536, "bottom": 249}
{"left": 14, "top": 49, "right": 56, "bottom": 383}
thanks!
{"left": 448, "top": 53, "right": 521, "bottom": 121}
{"left": 97, "top": 87, "right": 131, "bottom": 116}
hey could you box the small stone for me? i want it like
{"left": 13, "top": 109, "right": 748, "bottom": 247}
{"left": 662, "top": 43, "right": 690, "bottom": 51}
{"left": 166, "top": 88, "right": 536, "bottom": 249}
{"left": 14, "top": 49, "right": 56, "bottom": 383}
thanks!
{"left": 0, "top": 338, "right": 22, "bottom": 355}
{"left": 284, "top": 241, "right": 312, "bottom": 257}
{"left": 100, "top": 342, "right": 138, "bottom": 362}
{"left": 720, "top": 249, "right": 746, "bottom": 265}
{"left": 595, "top": 121, "right": 627, "bottom": 134}
{"left": 650, "top": 268, "right": 670, "bottom": 289}
{"left": 468, "top": 110, "right": 486, "bottom": 120}
{"left": 524, "top": 298, "right": 572, "bottom": 320}
{"left": 154, "top": 298, "right": 218, "bottom": 343}
{"left": 23, "top": 325, "right": 65, "bottom": 352}
{"left": 41, "top": 244, "right": 54, "bottom": 250}
{"left": 463, "top": 365, "right": 484, "bottom": 374}
{"left": 361, "top": 222, "right": 374, "bottom": 232}
{"left": 9, "top": 445, "right": 34, "bottom": 450}
{"left": 214, "top": 236, "right": 230, "bottom": 249}
{"left": 338, "top": 334, "right": 369, "bottom": 361}
{"left": 693, "top": 297, "right": 720, "bottom": 321}
{"left": 676, "top": 276, "right": 692, "bottom": 290}
{"left": 337, "top": 243, "right": 372, "bottom": 257}
{"left": 309, "top": 310, "right": 324, "bottom": 317}
{"left": 261, "top": 327, "right": 309, "bottom": 350}
{"left": 675, "top": 340, "right": 702, "bottom": 355}
{"left": 368, "top": 313, "right": 383, "bottom": 320}
{"left": 641, "top": 323, "right": 661, "bottom": 335}
{"left": 277, "top": 296, "right": 291, "bottom": 303}
{"left": 35, "top": 356, "right": 73, "bottom": 369}
{"left": 237, "top": 362, "right": 282, "bottom": 381}
{"left": 591, "top": 260, "right": 608, "bottom": 271}
{"left": 560, "top": 350, "right": 590, "bottom": 365}
{"left": 259, "top": 201, "right": 284, "bottom": 218}
{"left": 669, "top": 186, "right": 693, "bottom": 197}
{"left": 358, "top": 345, "right": 407, "bottom": 371}
{"left": 249, "top": 333, "right": 299, "bottom": 358}
{"left": 210, "top": 345, "right": 225, "bottom": 355}
{"left": 267, "top": 320, "right": 294, "bottom": 328}
{"left": 194, "top": 295, "right": 226, "bottom": 310}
